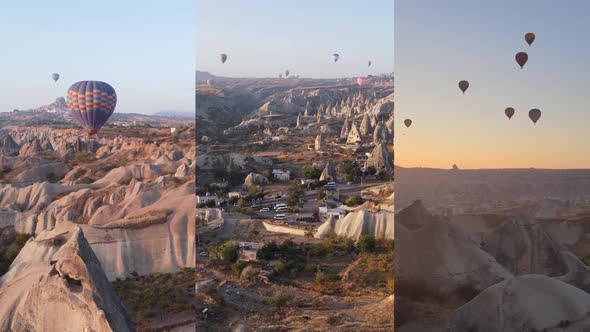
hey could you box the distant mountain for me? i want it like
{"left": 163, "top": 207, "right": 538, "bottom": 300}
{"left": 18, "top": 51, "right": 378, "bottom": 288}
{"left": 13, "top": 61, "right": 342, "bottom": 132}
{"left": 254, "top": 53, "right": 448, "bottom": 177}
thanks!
{"left": 195, "top": 71, "right": 219, "bottom": 82}
{"left": 152, "top": 111, "right": 194, "bottom": 119}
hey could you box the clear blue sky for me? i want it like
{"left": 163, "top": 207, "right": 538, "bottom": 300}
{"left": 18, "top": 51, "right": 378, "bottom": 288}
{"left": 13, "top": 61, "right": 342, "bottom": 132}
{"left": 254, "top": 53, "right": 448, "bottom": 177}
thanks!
{"left": 196, "top": 0, "right": 394, "bottom": 78}
{"left": 395, "top": 0, "right": 590, "bottom": 169}
{"left": 0, "top": 0, "right": 194, "bottom": 114}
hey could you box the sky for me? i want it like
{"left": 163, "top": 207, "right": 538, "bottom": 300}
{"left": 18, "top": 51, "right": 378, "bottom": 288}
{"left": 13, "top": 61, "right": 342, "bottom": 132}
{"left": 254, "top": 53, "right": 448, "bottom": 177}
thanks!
{"left": 0, "top": 0, "right": 194, "bottom": 115}
{"left": 395, "top": 0, "right": 590, "bottom": 169}
{"left": 196, "top": 0, "right": 394, "bottom": 79}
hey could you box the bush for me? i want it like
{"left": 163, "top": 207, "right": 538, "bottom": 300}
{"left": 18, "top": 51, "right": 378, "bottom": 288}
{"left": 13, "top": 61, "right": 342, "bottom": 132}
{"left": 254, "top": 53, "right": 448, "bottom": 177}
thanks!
{"left": 326, "top": 274, "right": 342, "bottom": 282}
{"left": 80, "top": 177, "right": 94, "bottom": 184}
{"left": 15, "top": 233, "right": 31, "bottom": 246}
{"left": 231, "top": 261, "right": 248, "bottom": 276}
{"left": 358, "top": 235, "right": 376, "bottom": 253}
{"left": 345, "top": 195, "right": 364, "bottom": 207}
{"left": 302, "top": 165, "right": 322, "bottom": 179}
{"left": 315, "top": 271, "right": 325, "bottom": 285}
{"left": 258, "top": 241, "right": 278, "bottom": 260}
{"left": 75, "top": 151, "right": 93, "bottom": 163}
{"left": 221, "top": 242, "right": 239, "bottom": 263}
{"left": 268, "top": 291, "right": 292, "bottom": 308}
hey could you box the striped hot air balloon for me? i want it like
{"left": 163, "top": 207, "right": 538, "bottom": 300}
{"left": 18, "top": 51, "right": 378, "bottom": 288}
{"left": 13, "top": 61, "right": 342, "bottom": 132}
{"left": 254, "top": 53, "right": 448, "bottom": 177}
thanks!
{"left": 66, "top": 81, "right": 117, "bottom": 136}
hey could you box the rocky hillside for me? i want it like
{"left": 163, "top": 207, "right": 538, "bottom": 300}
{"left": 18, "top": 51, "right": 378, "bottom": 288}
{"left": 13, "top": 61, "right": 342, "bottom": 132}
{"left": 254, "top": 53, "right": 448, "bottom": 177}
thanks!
{"left": 0, "top": 125, "right": 195, "bottom": 280}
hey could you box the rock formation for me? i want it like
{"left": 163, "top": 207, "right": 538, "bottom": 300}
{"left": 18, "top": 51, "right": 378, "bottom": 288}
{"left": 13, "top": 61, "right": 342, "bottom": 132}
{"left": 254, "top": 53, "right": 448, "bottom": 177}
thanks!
{"left": 444, "top": 275, "right": 590, "bottom": 332}
{"left": 319, "top": 161, "right": 337, "bottom": 182}
{"left": 0, "top": 226, "right": 136, "bottom": 331}
{"left": 244, "top": 172, "right": 270, "bottom": 187}
{"left": 346, "top": 122, "right": 362, "bottom": 144}
{"left": 366, "top": 142, "right": 393, "bottom": 174}
{"left": 315, "top": 210, "right": 394, "bottom": 240}
{"left": 315, "top": 133, "right": 324, "bottom": 151}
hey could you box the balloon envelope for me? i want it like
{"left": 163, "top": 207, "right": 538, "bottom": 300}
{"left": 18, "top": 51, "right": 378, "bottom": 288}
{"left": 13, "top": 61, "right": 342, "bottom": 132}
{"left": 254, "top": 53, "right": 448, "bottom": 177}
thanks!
{"left": 357, "top": 77, "right": 367, "bottom": 87}
{"left": 505, "top": 107, "right": 515, "bottom": 119}
{"left": 458, "top": 80, "right": 469, "bottom": 93}
{"left": 404, "top": 119, "right": 412, "bottom": 128}
{"left": 66, "top": 81, "right": 117, "bottom": 136}
{"left": 525, "top": 32, "right": 535, "bottom": 46}
{"left": 529, "top": 109, "right": 541, "bottom": 124}
{"left": 285, "top": 70, "right": 290, "bottom": 77}
{"left": 220, "top": 53, "right": 228, "bottom": 64}
{"left": 368, "top": 60, "right": 372, "bottom": 67}
{"left": 332, "top": 53, "right": 340, "bottom": 62}
{"left": 51, "top": 73, "right": 60, "bottom": 82}
{"left": 515, "top": 52, "right": 528, "bottom": 69}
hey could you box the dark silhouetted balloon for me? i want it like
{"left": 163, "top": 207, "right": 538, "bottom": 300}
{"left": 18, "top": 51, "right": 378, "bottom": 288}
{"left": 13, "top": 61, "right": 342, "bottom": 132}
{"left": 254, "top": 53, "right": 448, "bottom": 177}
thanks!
{"left": 368, "top": 60, "right": 372, "bottom": 67}
{"left": 332, "top": 53, "right": 340, "bottom": 62}
{"left": 525, "top": 33, "right": 535, "bottom": 46}
{"left": 505, "top": 107, "right": 515, "bottom": 119}
{"left": 515, "top": 52, "right": 528, "bottom": 69}
{"left": 528, "top": 108, "right": 541, "bottom": 124}
{"left": 66, "top": 81, "right": 116, "bottom": 136}
{"left": 52, "top": 73, "right": 60, "bottom": 82}
{"left": 278, "top": 73, "right": 283, "bottom": 78}
{"left": 458, "top": 80, "right": 469, "bottom": 93}
{"left": 285, "top": 70, "right": 290, "bottom": 77}
{"left": 220, "top": 53, "right": 228, "bottom": 64}
{"left": 357, "top": 77, "right": 367, "bottom": 87}
{"left": 404, "top": 119, "right": 412, "bottom": 128}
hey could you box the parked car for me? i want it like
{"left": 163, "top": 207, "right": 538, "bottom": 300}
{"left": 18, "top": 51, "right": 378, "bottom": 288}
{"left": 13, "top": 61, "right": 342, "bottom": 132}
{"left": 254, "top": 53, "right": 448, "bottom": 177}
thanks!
{"left": 199, "top": 251, "right": 208, "bottom": 257}
{"left": 260, "top": 207, "right": 270, "bottom": 212}
{"left": 274, "top": 214, "right": 286, "bottom": 220}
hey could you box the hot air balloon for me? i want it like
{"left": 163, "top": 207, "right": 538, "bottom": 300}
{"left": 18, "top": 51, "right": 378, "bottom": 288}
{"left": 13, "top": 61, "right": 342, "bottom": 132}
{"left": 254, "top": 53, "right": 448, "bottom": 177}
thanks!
{"left": 525, "top": 33, "right": 535, "bottom": 46}
{"left": 368, "top": 60, "right": 372, "bottom": 67}
{"left": 528, "top": 108, "right": 541, "bottom": 124}
{"left": 404, "top": 119, "right": 412, "bottom": 128}
{"left": 458, "top": 80, "right": 469, "bottom": 93}
{"left": 279, "top": 73, "right": 283, "bottom": 79}
{"left": 505, "top": 107, "right": 515, "bottom": 119}
{"left": 66, "top": 81, "right": 116, "bottom": 136}
{"left": 207, "top": 79, "right": 213, "bottom": 87}
{"left": 332, "top": 53, "right": 340, "bottom": 62}
{"left": 285, "top": 70, "right": 290, "bottom": 77}
{"left": 515, "top": 52, "right": 528, "bottom": 69}
{"left": 220, "top": 53, "right": 228, "bottom": 64}
{"left": 357, "top": 77, "right": 367, "bottom": 87}
{"left": 51, "top": 73, "right": 60, "bottom": 82}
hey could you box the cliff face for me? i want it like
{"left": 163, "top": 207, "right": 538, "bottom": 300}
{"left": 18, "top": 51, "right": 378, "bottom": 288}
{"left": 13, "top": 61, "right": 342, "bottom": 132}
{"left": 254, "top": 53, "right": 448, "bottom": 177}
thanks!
{"left": 0, "top": 226, "right": 136, "bottom": 332}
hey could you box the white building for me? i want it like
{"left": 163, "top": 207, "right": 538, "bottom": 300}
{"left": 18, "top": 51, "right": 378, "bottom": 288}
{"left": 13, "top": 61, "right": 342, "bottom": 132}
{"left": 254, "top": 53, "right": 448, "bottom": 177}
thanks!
{"left": 196, "top": 194, "right": 223, "bottom": 206}
{"left": 272, "top": 169, "right": 291, "bottom": 181}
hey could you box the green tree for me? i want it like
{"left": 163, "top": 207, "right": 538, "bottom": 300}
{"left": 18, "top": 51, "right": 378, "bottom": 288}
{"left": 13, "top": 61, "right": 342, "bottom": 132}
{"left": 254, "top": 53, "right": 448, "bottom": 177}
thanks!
{"left": 357, "top": 234, "right": 376, "bottom": 253}
{"left": 237, "top": 198, "right": 245, "bottom": 208}
{"left": 221, "top": 242, "right": 239, "bottom": 263}
{"left": 302, "top": 165, "right": 322, "bottom": 179}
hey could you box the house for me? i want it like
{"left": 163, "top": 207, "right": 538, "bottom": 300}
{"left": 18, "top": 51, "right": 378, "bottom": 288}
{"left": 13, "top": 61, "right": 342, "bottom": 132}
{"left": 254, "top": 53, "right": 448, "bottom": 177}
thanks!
{"left": 272, "top": 169, "right": 291, "bottom": 181}
{"left": 228, "top": 191, "right": 243, "bottom": 199}
{"left": 238, "top": 242, "right": 265, "bottom": 261}
{"left": 196, "top": 194, "right": 224, "bottom": 207}
{"left": 300, "top": 178, "right": 315, "bottom": 187}
{"left": 318, "top": 206, "right": 346, "bottom": 219}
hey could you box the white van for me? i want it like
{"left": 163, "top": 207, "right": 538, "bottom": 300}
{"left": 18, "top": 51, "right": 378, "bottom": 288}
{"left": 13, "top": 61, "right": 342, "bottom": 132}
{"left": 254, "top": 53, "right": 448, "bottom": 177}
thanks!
{"left": 274, "top": 214, "right": 286, "bottom": 220}
{"left": 260, "top": 207, "right": 270, "bottom": 212}
{"left": 274, "top": 203, "right": 287, "bottom": 209}
{"left": 275, "top": 206, "right": 288, "bottom": 212}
